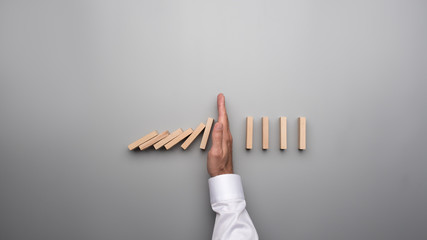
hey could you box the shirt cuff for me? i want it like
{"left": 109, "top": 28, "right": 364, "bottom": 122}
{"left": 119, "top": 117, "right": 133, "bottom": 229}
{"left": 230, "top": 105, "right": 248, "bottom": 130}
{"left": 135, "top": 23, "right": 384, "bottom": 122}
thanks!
{"left": 208, "top": 174, "right": 245, "bottom": 204}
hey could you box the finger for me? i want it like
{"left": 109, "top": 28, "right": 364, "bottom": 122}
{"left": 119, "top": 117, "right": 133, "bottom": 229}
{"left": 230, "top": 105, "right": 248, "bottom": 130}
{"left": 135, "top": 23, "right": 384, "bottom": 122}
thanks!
{"left": 210, "top": 122, "right": 223, "bottom": 152}
{"left": 217, "top": 93, "right": 229, "bottom": 129}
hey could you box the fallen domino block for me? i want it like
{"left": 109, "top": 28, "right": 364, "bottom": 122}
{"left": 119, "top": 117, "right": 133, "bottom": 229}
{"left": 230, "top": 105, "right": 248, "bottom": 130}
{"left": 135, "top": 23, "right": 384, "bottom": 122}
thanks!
{"left": 181, "top": 123, "right": 206, "bottom": 150}
{"left": 299, "top": 117, "right": 306, "bottom": 150}
{"left": 165, "top": 128, "right": 193, "bottom": 150}
{"left": 139, "top": 130, "right": 170, "bottom": 150}
{"left": 128, "top": 130, "right": 158, "bottom": 150}
{"left": 153, "top": 128, "right": 183, "bottom": 150}
{"left": 246, "top": 116, "right": 253, "bottom": 149}
{"left": 262, "top": 117, "right": 269, "bottom": 149}
{"left": 280, "top": 117, "right": 287, "bottom": 150}
{"left": 200, "top": 117, "right": 214, "bottom": 150}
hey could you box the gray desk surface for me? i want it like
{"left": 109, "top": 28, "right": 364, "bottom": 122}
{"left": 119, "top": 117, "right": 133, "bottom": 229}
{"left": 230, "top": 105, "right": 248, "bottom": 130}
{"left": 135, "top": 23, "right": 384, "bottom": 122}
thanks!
{"left": 1, "top": 1, "right": 426, "bottom": 239}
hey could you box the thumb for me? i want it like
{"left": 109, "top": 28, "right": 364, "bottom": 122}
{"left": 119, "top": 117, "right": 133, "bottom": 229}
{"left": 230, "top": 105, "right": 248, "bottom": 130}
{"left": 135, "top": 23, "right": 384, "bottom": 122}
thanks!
{"left": 210, "top": 122, "right": 223, "bottom": 152}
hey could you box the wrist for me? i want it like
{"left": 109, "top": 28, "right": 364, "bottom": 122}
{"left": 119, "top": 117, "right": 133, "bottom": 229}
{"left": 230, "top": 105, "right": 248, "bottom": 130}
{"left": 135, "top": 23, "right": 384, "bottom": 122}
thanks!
{"left": 210, "top": 169, "right": 234, "bottom": 177}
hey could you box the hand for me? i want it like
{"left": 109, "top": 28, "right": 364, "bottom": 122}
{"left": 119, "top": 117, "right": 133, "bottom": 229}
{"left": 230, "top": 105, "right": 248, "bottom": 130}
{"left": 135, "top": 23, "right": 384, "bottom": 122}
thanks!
{"left": 207, "top": 93, "right": 234, "bottom": 177}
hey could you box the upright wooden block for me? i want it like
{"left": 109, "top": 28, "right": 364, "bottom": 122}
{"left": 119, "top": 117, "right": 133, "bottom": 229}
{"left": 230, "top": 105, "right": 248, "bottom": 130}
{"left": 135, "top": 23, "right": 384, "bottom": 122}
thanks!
{"left": 139, "top": 130, "right": 170, "bottom": 150}
{"left": 280, "top": 117, "right": 287, "bottom": 150}
{"left": 128, "top": 130, "right": 158, "bottom": 150}
{"left": 165, "top": 128, "right": 193, "bottom": 150}
{"left": 299, "top": 117, "right": 306, "bottom": 150}
{"left": 153, "top": 128, "right": 183, "bottom": 150}
{"left": 246, "top": 116, "right": 253, "bottom": 149}
{"left": 262, "top": 117, "right": 269, "bottom": 149}
{"left": 200, "top": 117, "right": 214, "bottom": 150}
{"left": 181, "top": 123, "right": 206, "bottom": 150}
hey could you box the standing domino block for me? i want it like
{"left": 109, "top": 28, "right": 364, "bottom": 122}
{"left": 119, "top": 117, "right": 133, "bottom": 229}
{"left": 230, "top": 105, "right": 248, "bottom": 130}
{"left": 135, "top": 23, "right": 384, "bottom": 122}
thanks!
{"left": 153, "top": 128, "right": 183, "bottom": 150}
{"left": 280, "top": 117, "right": 287, "bottom": 150}
{"left": 246, "top": 116, "right": 253, "bottom": 149}
{"left": 128, "top": 130, "right": 158, "bottom": 150}
{"left": 299, "top": 117, "right": 306, "bottom": 150}
{"left": 181, "top": 123, "right": 206, "bottom": 150}
{"left": 262, "top": 117, "right": 269, "bottom": 149}
{"left": 165, "top": 128, "right": 193, "bottom": 150}
{"left": 139, "top": 131, "right": 170, "bottom": 150}
{"left": 200, "top": 117, "right": 214, "bottom": 150}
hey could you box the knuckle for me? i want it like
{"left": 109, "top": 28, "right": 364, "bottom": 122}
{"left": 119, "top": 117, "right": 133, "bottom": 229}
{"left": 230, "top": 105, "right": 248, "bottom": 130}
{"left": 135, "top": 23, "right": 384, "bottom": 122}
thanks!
{"left": 209, "top": 149, "right": 223, "bottom": 158}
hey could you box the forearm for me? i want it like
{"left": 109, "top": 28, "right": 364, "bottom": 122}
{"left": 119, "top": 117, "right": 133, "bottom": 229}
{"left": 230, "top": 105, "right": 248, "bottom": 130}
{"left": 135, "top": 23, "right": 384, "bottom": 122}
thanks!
{"left": 209, "top": 174, "right": 258, "bottom": 240}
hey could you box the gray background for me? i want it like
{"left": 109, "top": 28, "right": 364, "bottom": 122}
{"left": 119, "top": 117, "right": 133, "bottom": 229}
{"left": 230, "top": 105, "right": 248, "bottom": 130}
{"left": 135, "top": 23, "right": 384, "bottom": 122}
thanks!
{"left": 1, "top": 0, "right": 426, "bottom": 239}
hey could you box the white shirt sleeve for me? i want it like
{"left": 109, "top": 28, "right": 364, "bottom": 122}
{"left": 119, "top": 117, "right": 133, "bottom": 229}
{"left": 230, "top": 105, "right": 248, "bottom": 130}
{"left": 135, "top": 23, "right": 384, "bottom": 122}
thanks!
{"left": 209, "top": 174, "right": 259, "bottom": 240}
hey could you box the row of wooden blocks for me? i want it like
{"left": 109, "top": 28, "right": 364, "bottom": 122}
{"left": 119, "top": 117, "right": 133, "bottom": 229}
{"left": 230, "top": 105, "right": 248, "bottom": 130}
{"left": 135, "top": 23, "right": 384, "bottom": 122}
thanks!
{"left": 246, "top": 117, "right": 306, "bottom": 150}
{"left": 128, "top": 116, "right": 307, "bottom": 151}
{"left": 128, "top": 118, "right": 215, "bottom": 151}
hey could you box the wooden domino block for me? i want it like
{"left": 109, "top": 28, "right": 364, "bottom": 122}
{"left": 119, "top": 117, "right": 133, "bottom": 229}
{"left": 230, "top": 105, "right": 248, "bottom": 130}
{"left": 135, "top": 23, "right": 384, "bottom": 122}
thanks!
{"left": 165, "top": 128, "right": 193, "bottom": 150}
{"left": 153, "top": 128, "right": 183, "bottom": 150}
{"left": 262, "top": 117, "right": 269, "bottom": 149}
{"left": 128, "top": 130, "right": 158, "bottom": 150}
{"left": 181, "top": 123, "right": 206, "bottom": 150}
{"left": 139, "top": 130, "right": 170, "bottom": 150}
{"left": 246, "top": 116, "right": 253, "bottom": 149}
{"left": 280, "top": 117, "right": 287, "bottom": 150}
{"left": 200, "top": 117, "right": 214, "bottom": 150}
{"left": 299, "top": 117, "right": 306, "bottom": 150}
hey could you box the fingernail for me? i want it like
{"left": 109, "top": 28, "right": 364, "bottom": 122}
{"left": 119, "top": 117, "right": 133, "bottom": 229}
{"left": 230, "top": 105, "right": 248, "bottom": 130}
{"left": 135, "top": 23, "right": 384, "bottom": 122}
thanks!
{"left": 215, "top": 122, "right": 223, "bottom": 130}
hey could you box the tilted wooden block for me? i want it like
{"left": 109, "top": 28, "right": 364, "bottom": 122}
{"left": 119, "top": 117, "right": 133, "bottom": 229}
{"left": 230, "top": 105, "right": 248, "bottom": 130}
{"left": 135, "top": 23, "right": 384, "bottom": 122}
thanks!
{"left": 153, "top": 128, "right": 183, "bottom": 150}
{"left": 165, "top": 128, "right": 193, "bottom": 150}
{"left": 280, "top": 117, "right": 287, "bottom": 150}
{"left": 128, "top": 130, "right": 158, "bottom": 150}
{"left": 246, "top": 116, "right": 253, "bottom": 149}
{"left": 299, "top": 117, "right": 306, "bottom": 150}
{"left": 200, "top": 117, "right": 214, "bottom": 150}
{"left": 181, "top": 123, "right": 206, "bottom": 150}
{"left": 262, "top": 117, "right": 269, "bottom": 149}
{"left": 139, "top": 130, "right": 170, "bottom": 150}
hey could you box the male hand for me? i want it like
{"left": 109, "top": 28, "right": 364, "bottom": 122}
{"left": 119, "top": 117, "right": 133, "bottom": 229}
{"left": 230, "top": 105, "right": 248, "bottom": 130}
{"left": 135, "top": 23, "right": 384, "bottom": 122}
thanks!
{"left": 207, "top": 93, "right": 234, "bottom": 177}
